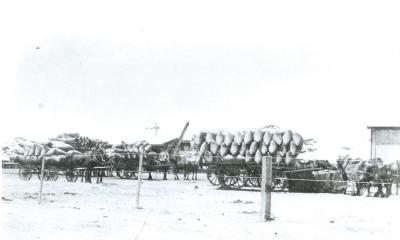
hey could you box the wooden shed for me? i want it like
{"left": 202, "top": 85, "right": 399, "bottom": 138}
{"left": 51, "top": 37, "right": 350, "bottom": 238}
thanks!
{"left": 368, "top": 126, "right": 400, "bottom": 163}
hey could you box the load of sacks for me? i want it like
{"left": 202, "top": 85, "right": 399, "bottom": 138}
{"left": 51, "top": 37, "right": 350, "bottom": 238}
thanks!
{"left": 192, "top": 128, "right": 304, "bottom": 165}
{"left": 4, "top": 134, "right": 105, "bottom": 165}
{"left": 107, "top": 140, "right": 153, "bottom": 159}
{"left": 5, "top": 135, "right": 155, "bottom": 162}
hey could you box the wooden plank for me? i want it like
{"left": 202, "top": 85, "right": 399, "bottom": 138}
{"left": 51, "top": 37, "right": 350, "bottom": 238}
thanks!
{"left": 261, "top": 156, "right": 273, "bottom": 221}
{"left": 38, "top": 155, "right": 46, "bottom": 205}
{"left": 136, "top": 152, "right": 144, "bottom": 209}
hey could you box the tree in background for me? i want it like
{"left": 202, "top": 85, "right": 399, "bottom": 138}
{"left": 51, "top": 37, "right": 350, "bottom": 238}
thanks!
{"left": 301, "top": 138, "right": 317, "bottom": 154}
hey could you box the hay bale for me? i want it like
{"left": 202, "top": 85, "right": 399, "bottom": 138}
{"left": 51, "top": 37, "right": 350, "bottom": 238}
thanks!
{"left": 239, "top": 143, "right": 247, "bottom": 156}
{"left": 47, "top": 148, "right": 67, "bottom": 156}
{"left": 230, "top": 142, "right": 240, "bottom": 156}
{"left": 245, "top": 149, "right": 253, "bottom": 163}
{"left": 272, "top": 132, "right": 283, "bottom": 146}
{"left": 205, "top": 132, "right": 215, "bottom": 144}
{"left": 210, "top": 141, "right": 219, "bottom": 155}
{"left": 292, "top": 132, "right": 303, "bottom": 147}
{"left": 263, "top": 131, "right": 272, "bottom": 146}
{"left": 254, "top": 150, "right": 262, "bottom": 164}
{"left": 234, "top": 132, "right": 244, "bottom": 145}
{"left": 220, "top": 143, "right": 229, "bottom": 157}
{"left": 194, "top": 133, "right": 206, "bottom": 146}
{"left": 223, "top": 154, "right": 234, "bottom": 161}
{"left": 249, "top": 142, "right": 258, "bottom": 155}
{"left": 261, "top": 143, "right": 268, "bottom": 155}
{"left": 199, "top": 141, "right": 209, "bottom": 155}
{"left": 276, "top": 152, "right": 283, "bottom": 164}
{"left": 244, "top": 131, "right": 253, "bottom": 145}
{"left": 268, "top": 140, "right": 278, "bottom": 154}
{"left": 282, "top": 130, "right": 292, "bottom": 146}
{"left": 216, "top": 132, "right": 224, "bottom": 145}
{"left": 67, "top": 150, "right": 82, "bottom": 156}
{"left": 290, "top": 141, "right": 297, "bottom": 155}
{"left": 224, "top": 133, "right": 234, "bottom": 146}
{"left": 253, "top": 130, "right": 264, "bottom": 143}
{"left": 204, "top": 151, "right": 214, "bottom": 163}
{"left": 285, "top": 152, "right": 293, "bottom": 165}
{"left": 50, "top": 141, "right": 74, "bottom": 151}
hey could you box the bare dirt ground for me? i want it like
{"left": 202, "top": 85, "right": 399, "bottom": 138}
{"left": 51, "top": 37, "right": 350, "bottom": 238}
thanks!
{"left": 1, "top": 170, "right": 399, "bottom": 240}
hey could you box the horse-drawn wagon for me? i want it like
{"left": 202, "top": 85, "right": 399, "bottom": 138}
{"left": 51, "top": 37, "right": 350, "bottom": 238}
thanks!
{"left": 15, "top": 146, "right": 113, "bottom": 183}
{"left": 203, "top": 155, "right": 340, "bottom": 192}
{"left": 112, "top": 122, "right": 192, "bottom": 180}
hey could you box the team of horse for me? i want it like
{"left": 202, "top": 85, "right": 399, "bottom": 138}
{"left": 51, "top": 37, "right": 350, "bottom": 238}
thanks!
{"left": 337, "top": 158, "right": 399, "bottom": 197}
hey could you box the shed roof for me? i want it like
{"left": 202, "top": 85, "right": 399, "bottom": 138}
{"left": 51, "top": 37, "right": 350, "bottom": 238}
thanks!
{"left": 367, "top": 126, "right": 400, "bottom": 130}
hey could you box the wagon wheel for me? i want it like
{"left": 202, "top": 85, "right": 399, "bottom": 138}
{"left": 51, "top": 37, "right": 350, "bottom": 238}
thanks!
{"left": 37, "top": 168, "right": 51, "bottom": 181}
{"left": 47, "top": 166, "right": 59, "bottom": 181}
{"left": 206, "top": 166, "right": 218, "bottom": 185}
{"left": 221, "top": 165, "right": 246, "bottom": 189}
{"left": 19, "top": 165, "right": 33, "bottom": 181}
{"left": 65, "top": 170, "right": 79, "bottom": 182}
{"left": 272, "top": 171, "right": 286, "bottom": 191}
{"left": 246, "top": 168, "right": 261, "bottom": 187}
{"left": 116, "top": 168, "right": 136, "bottom": 179}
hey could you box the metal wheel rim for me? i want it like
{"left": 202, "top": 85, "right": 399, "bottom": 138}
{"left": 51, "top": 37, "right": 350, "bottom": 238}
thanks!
{"left": 206, "top": 167, "right": 219, "bottom": 185}
{"left": 19, "top": 167, "right": 33, "bottom": 181}
{"left": 222, "top": 166, "right": 246, "bottom": 189}
{"left": 48, "top": 166, "right": 59, "bottom": 181}
{"left": 66, "top": 171, "right": 78, "bottom": 182}
{"left": 246, "top": 169, "right": 261, "bottom": 187}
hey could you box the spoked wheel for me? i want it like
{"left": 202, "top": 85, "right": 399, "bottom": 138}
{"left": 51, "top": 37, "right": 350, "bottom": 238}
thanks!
{"left": 47, "top": 166, "right": 59, "bottom": 181}
{"left": 246, "top": 168, "right": 261, "bottom": 187}
{"left": 116, "top": 168, "right": 136, "bottom": 179}
{"left": 37, "top": 170, "right": 50, "bottom": 181}
{"left": 37, "top": 166, "right": 59, "bottom": 181}
{"left": 272, "top": 171, "right": 286, "bottom": 191}
{"left": 206, "top": 166, "right": 218, "bottom": 185}
{"left": 221, "top": 165, "right": 246, "bottom": 189}
{"left": 19, "top": 165, "right": 33, "bottom": 181}
{"left": 65, "top": 170, "right": 79, "bottom": 182}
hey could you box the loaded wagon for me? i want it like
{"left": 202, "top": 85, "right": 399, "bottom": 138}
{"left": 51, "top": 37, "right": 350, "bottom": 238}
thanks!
{"left": 15, "top": 151, "right": 113, "bottom": 183}
{"left": 113, "top": 122, "right": 191, "bottom": 180}
{"left": 203, "top": 155, "right": 337, "bottom": 191}
{"left": 112, "top": 149, "right": 172, "bottom": 180}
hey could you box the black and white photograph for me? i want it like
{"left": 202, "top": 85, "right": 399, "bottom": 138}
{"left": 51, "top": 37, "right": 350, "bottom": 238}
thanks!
{"left": 1, "top": 0, "right": 399, "bottom": 239}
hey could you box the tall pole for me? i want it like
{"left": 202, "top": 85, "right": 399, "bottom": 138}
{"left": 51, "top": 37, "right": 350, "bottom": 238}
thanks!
{"left": 172, "top": 121, "right": 190, "bottom": 156}
{"left": 136, "top": 151, "right": 144, "bottom": 209}
{"left": 261, "top": 155, "right": 273, "bottom": 221}
{"left": 38, "top": 154, "right": 46, "bottom": 205}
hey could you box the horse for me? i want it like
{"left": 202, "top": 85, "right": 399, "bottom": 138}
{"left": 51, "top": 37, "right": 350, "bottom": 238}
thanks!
{"left": 70, "top": 150, "right": 104, "bottom": 183}
{"left": 392, "top": 160, "right": 400, "bottom": 195}
{"left": 144, "top": 151, "right": 170, "bottom": 180}
{"left": 337, "top": 158, "right": 392, "bottom": 197}
{"left": 372, "top": 162, "right": 393, "bottom": 197}
{"left": 171, "top": 151, "right": 200, "bottom": 180}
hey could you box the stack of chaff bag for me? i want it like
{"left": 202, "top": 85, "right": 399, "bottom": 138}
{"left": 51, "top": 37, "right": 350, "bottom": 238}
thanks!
{"left": 108, "top": 140, "right": 153, "bottom": 158}
{"left": 192, "top": 128, "right": 304, "bottom": 165}
{"left": 4, "top": 133, "right": 102, "bottom": 165}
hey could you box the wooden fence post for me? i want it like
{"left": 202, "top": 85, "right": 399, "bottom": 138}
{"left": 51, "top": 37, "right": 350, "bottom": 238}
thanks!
{"left": 136, "top": 152, "right": 144, "bottom": 209}
{"left": 261, "top": 155, "right": 273, "bottom": 221}
{"left": 38, "top": 155, "right": 46, "bottom": 205}
{"left": 397, "top": 160, "right": 399, "bottom": 195}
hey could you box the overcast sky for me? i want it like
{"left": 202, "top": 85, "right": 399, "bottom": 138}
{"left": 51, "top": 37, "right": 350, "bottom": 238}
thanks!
{"left": 1, "top": 0, "right": 400, "bottom": 160}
